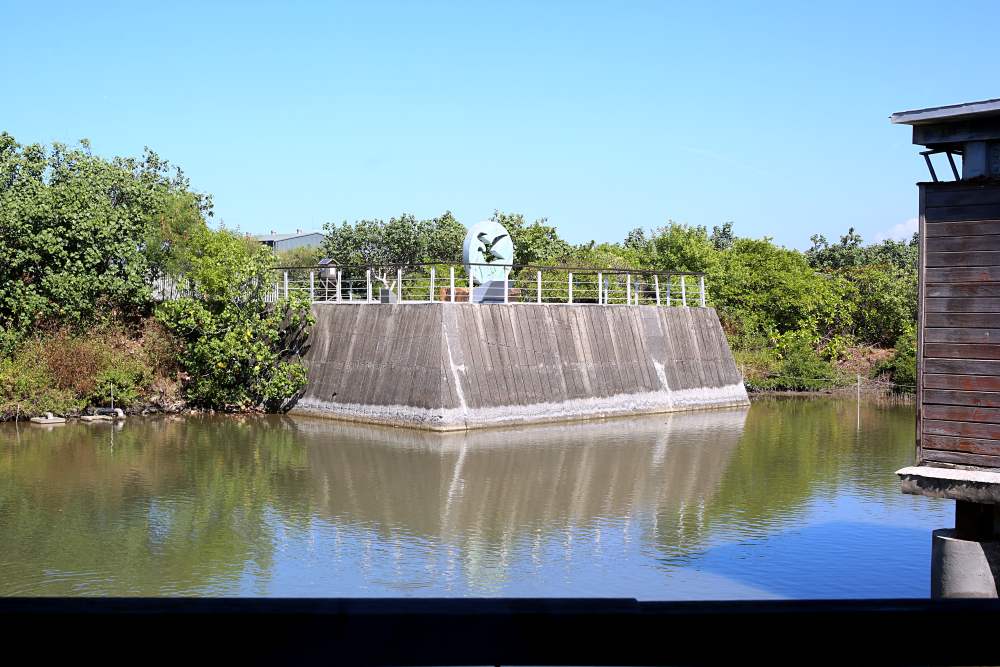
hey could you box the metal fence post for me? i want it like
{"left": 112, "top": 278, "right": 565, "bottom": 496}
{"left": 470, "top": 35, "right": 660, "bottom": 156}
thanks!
{"left": 681, "top": 275, "right": 687, "bottom": 307}
{"left": 536, "top": 270, "right": 542, "bottom": 304}
{"left": 397, "top": 267, "right": 403, "bottom": 302}
{"left": 597, "top": 272, "right": 603, "bottom": 304}
{"left": 336, "top": 270, "right": 342, "bottom": 302}
{"left": 450, "top": 266, "right": 455, "bottom": 303}
{"left": 366, "top": 269, "right": 372, "bottom": 302}
{"left": 430, "top": 267, "right": 435, "bottom": 302}
{"left": 666, "top": 275, "right": 672, "bottom": 306}
{"left": 283, "top": 271, "right": 289, "bottom": 300}
{"left": 309, "top": 271, "right": 315, "bottom": 303}
{"left": 626, "top": 274, "right": 631, "bottom": 305}
{"left": 568, "top": 272, "right": 573, "bottom": 304}
{"left": 654, "top": 275, "right": 660, "bottom": 306}
{"left": 699, "top": 275, "right": 706, "bottom": 307}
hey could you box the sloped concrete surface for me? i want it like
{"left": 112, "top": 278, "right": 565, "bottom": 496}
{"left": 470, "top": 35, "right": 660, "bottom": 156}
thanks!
{"left": 291, "top": 303, "right": 749, "bottom": 430}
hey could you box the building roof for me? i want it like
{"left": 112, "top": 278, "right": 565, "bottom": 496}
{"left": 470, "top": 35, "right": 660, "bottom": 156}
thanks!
{"left": 254, "top": 231, "right": 325, "bottom": 242}
{"left": 891, "top": 98, "right": 1000, "bottom": 125}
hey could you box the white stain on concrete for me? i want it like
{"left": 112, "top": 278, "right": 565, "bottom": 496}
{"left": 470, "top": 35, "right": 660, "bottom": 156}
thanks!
{"left": 294, "top": 382, "right": 748, "bottom": 431}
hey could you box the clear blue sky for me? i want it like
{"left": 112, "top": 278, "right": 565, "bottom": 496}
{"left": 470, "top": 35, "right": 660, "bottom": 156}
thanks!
{"left": 4, "top": 1, "right": 998, "bottom": 249}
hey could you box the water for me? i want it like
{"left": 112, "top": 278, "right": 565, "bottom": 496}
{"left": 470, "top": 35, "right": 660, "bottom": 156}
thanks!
{"left": 0, "top": 397, "right": 949, "bottom": 598}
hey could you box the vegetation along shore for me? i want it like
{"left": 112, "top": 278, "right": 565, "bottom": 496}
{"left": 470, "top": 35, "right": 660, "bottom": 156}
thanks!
{"left": 0, "top": 136, "right": 916, "bottom": 420}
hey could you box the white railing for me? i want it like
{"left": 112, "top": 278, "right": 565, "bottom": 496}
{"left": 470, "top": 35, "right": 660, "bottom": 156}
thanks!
{"left": 264, "top": 264, "right": 708, "bottom": 307}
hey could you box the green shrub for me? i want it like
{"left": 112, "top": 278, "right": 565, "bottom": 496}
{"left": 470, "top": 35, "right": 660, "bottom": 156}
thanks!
{"left": 748, "top": 331, "right": 841, "bottom": 391}
{"left": 708, "top": 238, "right": 854, "bottom": 348}
{"left": 90, "top": 357, "right": 154, "bottom": 408}
{"left": 0, "top": 350, "right": 82, "bottom": 418}
{"left": 0, "top": 326, "right": 160, "bottom": 418}
{"left": 875, "top": 327, "right": 916, "bottom": 393}
{"left": 0, "top": 134, "right": 211, "bottom": 337}
{"left": 157, "top": 226, "right": 312, "bottom": 411}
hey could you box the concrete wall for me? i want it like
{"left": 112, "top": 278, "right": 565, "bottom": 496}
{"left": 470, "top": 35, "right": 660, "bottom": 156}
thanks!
{"left": 291, "top": 303, "right": 748, "bottom": 430}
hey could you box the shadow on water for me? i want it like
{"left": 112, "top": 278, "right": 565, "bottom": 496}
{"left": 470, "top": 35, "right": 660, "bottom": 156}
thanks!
{"left": 693, "top": 521, "right": 934, "bottom": 599}
{"left": 0, "top": 398, "right": 949, "bottom": 597}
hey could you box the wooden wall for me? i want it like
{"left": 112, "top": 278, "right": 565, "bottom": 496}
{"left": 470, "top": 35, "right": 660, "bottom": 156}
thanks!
{"left": 919, "top": 182, "right": 1000, "bottom": 468}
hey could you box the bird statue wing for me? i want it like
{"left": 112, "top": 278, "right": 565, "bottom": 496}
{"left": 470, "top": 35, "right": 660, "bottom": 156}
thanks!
{"left": 490, "top": 234, "right": 508, "bottom": 247}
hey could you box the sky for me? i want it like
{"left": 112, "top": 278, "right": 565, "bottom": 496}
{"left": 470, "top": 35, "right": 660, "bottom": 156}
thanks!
{"left": 3, "top": 0, "right": 998, "bottom": 250}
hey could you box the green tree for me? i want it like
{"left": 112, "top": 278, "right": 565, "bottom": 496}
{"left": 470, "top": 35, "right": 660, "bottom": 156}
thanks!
{"left": 875, "top": 326, "right": 917, "bottom": 393}
{"left": 709, "top": 237, "right": 852, "bottom": 346}
{"left": 423, "top": 211, "right": 467, "bottom": 263}
{"left": 156, "top": 227, "right": 312, "bottom": 411}
{"left": 273, "top": 245, "right": 325, "bottom": 267}
{"left": 489, "top": 210, "right": 571, "bottom": 266}
{"left": 0, "top": 134, "right": 210, "bottom": 335}
{"left": 845, "top": 264, "right": 917, "bottom": 347}
{"left": 710, "top": 222, "right": 735, "bottom": 251}
{"left": 806, "top": 228, "right": 864, "bottom": 270}
{"left": 322, "top": 211, "right": 467, "bottom": 267}
{"left": 807, "top": 228, "right": 917, "bottom": 347}
{"left": 630, "top": 223, "right": 718, "bottom": 272}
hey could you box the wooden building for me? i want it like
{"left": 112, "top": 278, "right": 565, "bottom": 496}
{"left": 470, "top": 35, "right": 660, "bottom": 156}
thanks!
{"left": 892, "top": 99, "right": 1000, "bottom": 470}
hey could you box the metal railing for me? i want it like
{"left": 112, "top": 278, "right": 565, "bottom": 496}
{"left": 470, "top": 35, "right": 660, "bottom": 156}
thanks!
{"left": 265, "top": 263, "right": 708, "bottom": 307}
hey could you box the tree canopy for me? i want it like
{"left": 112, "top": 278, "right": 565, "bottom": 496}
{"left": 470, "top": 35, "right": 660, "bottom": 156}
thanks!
{"left": 0, "top": 133, "right": 211, "bottom": 337}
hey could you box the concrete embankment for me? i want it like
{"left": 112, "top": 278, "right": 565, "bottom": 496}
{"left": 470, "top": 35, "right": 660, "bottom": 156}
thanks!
{"left": 291, "top": 303, "right": 748, "bottom": 430}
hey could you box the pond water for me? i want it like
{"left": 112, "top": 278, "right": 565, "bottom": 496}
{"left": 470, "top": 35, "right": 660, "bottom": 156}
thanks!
{"left": 0, "top": 397, "right": 949, "bottom": 598}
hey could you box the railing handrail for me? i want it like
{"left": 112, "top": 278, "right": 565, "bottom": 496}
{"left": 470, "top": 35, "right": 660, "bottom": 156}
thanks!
{"left": 262, "top": 262, "right": 708, "bottom": 308}
{"left": 271, "top": 261, "right": 706, "bottom": 277}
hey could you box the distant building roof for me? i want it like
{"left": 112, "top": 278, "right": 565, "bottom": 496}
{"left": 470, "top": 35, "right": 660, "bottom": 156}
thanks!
{"left": 891, "top": 98, "right": 1000, "bottom": 125}
{"left": 254, "top": 230, "right": 325, "bottom": 242}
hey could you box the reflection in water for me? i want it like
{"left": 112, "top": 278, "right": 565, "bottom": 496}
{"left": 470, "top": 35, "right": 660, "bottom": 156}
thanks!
{"left": 297, "top": 410, "right": 745, "bottom": 543}
{"left": 0, "top": 399, "right": 949, "bottom": 598}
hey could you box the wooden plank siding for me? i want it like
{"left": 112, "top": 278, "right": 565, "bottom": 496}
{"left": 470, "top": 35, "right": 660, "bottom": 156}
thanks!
{"left": 919, "top": 182, "right": 1000, "bottom": 468}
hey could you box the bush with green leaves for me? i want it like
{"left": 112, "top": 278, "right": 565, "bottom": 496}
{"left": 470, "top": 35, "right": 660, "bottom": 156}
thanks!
{"left": 874, "top": 327, "right": 917, "bottom": 393}
{"left": 807, "top": 229, "right": 918, "bottom": 347}
{"left": 156, "top": 227, "right": 313, "bottom": 411}
{"left": 622, "top": 222, "right": 718, "bottom": 273}
{"left": 750, "top": 331, "right": 841, "bottom": 391}
{"left": 0, "top": 327, "right": 159, "bottom": 417}
{"left": 0, "top": 133, "right": 211, "bottom": 335}
{"left": 707, "top": 237, "right": 854, "bottom": 348}
{"left": 0, "top": 351, "right": 82, "bottom": 419}
{"left": 91, "top": 357, "right": 154, "bottom": 408}
{"left": 843, "top": 264, "right": 917, "bottom": 348}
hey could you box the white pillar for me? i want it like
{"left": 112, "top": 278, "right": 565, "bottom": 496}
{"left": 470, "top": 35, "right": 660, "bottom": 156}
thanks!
{"left": 504, "top": 270, "right": 510, "bottom": 304}
{"left": 654, "top": 275, "right": 660, "bottom": 306}
{"left": 681, "top": 275, "right": 687, "bottom": 306}
{"left": 283, "top": 271, "right": 289, "bottom": 299}
{"left": 397, "top": 267, "right": 403, "bottom": 302}
{"left": 366, "top": 269, "right": 372, "bottom": 302}
{"left": 568, "top": 272, "right": 573, "bottom": 304}
{"left": 309, "top": 271, "right": 315, "bottom": 303}
{"left": 699, "top": 275, "right": 706, "bottom": 307}
{"left": 597, "top": 272, "right": 603, "bottom": 304}
{"left": 430, "top": 267, "right": 435, "bottom": 302}
{"left": 536, "top": 270, "right": 542, "bottom": 304}
{"left": 626, "top": 274, "right": 631, "bottom": 305}
{"left": 450, "top": 266, "right": 455, "bottom": 303}
{"left": 336, "top": 270, "right": 342, "bottom": 302}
